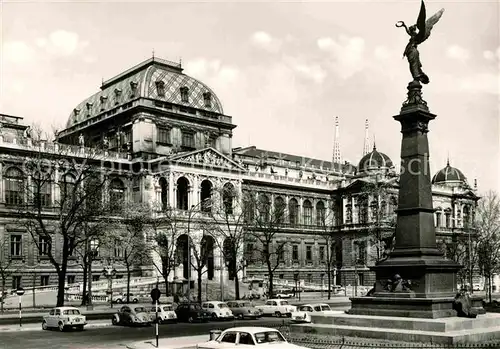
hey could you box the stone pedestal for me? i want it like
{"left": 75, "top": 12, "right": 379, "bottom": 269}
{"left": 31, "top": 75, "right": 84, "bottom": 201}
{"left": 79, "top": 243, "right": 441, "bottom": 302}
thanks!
{"left": 348, "top": 81, "right": 482, "bottom": 319}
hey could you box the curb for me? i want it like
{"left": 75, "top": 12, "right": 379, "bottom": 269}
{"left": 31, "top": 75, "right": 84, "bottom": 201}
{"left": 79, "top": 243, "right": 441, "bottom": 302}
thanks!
{"left": 0, "top": 320, "right": 113, "bottom": 332}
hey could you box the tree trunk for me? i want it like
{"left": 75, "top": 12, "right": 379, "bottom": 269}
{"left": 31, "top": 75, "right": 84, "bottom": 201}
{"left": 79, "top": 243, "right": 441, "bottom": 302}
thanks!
{"left": 327, "top": 262, "right": 332, "bottom": 300}
{"left": 234, "top": 273, "right": 240, "bottom": 300}
{"left": 164, "top": 279, "right": 169, "bottom": 297}
{"left": 268, "top": 273, "right": 274, "bottom": 298}
{"left": 81, "top": 256, "right": 88, "bottom": 306}
{"left": 1, "top": 277, "right": 5, "bottom": 314}
{"left": 56, "top": 265, "right": 67, "bottom": 307}
{"left": 126, "top": 265, "right": 131, "bottom": 304}
{"left": 197, "top": 271, "right": 202, "bottom": 304}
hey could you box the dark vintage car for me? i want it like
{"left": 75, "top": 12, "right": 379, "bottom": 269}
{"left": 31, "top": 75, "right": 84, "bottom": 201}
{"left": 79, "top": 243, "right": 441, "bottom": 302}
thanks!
{"left": 175, "top": 302, "right": 211, "bottom": 323}
{"left": 112, "top": 305, "right": 153, "bottom": 326}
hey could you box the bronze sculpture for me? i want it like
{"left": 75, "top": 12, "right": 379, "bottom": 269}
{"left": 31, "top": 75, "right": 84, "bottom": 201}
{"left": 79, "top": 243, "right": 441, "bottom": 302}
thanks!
{"left": 396, "top": 0, "right": 444, "bottom": 84}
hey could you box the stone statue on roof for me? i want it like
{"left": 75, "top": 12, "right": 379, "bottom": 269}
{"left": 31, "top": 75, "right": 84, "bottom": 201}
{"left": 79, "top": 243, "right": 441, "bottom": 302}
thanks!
{"left": 23, "top": 126, "right": 32, "bottom": 139}
{"left": 78, "top": 133, "right": 85, "bottom": 147}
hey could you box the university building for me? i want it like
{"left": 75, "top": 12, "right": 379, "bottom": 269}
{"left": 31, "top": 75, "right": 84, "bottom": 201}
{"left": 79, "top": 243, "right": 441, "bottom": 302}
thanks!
{"left": 0, "top": 57, "right": 479, "bottom": 292}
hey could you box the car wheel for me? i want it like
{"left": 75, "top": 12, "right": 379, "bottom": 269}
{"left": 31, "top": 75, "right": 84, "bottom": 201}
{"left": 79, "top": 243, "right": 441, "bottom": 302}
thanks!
{"left": 211, "top": 313, "right": 218, "bottom": 320}
{"left": 274, "top": 311, "right": 281, "bottom": 318}
{"left": 42, "top": 321, "right": 48, "bottom": 330}
{"left": 133, "top": 298, "right": 138, "bottom": 303}
{"left": 188, "top": 316, "right": 194, "bottom": 323}
{"left": 116, "top": 299, "right": 122, "bottom": 304}
{"left": 157, "top": 318, "right": 163, "bottom": 325}
{"left": 112, "top": 316, "right": 118, "bottom": 325}
{"left": 237, "top": 314, "right": 244, "bottom": 320}
{"left": 76, "top": 325, "right": 84, "bottom": 331}
{"left": 58, "top": 322, "right": 65, "bottom": 332}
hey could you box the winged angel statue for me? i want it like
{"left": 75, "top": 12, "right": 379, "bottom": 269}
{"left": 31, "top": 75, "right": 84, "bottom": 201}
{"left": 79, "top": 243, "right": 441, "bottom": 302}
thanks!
{"left": 396, "top": 1, "right": 445, "bottom": 84}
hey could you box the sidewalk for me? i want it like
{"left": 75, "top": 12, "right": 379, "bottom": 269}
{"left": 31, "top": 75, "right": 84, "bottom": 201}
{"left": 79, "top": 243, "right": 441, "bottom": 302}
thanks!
{"left": 128, "top": 335, "right": 209, "bottom": 349}
{"left": 0, "top": 319, "right": 112, "bottom": 332}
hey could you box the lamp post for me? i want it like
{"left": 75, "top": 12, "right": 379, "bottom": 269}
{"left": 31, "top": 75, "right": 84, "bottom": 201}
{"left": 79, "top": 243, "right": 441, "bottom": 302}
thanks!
{"left": 102, "top": 264, "right": 117, "bottom": 309}
{"left": 87, "top": 239, "right": 100, "bottom": 311}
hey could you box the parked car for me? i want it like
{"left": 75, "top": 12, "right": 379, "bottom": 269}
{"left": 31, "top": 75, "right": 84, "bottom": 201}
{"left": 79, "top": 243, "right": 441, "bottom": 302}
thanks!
{"left": 274, "top": 289, "right": 294, "bottom": 298}
{"left": 202, "top": 301, "right": 234, "bottom": 320}
{"left": 255, "top": 299, "right": 296, "bottom": 317}
{"left": 112, "top": 305, "right": 152, "bottom": 326}
{"left": 226, "top": 300, "right": 262, "bottom": 320}
{"left": 196, "top": 326, "right": 307, "bottom": 349}
{"left": 150, "top": 303, "right": 177, "bottom": 324}
{"left": 113, "top": 293, "right": 139, "bottom": 303}
{"left": 175, "top": 302, "right": 211, "bottom": 323}
{"left": 290, "top": 303, "right": 340, "bottom": 323}
{"left": 42, "top": 306, "right": 87, "bottom": 332}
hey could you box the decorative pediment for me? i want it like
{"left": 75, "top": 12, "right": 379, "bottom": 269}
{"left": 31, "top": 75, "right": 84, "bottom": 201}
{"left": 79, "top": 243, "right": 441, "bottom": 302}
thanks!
{"left": 169, "top": 147, "right": 246, "bottom": 171}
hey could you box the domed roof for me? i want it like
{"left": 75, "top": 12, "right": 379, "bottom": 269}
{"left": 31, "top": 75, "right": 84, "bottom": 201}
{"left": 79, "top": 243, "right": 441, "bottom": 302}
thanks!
{"left": 432, "top": 160, "right": 467, "bottom": 185}
{"left": 358, "top": 145, "right": 394, "bottom": 173}
{"left": 66, "top": 57, "right": 224, "bottom": 128}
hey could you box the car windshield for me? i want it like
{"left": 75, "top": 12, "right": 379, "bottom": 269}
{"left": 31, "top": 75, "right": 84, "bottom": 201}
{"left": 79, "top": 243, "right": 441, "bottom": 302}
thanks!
{"left": 62, "top": 309, "right": 80, "bottom": 315}
{"left": 134, "top": 307, "right": 147, "bottom": 313}
{"left": 254, "top": 331, "right": 286, "bottom": 344}
{"left": 299, "top": 306, "right": 310, "bottom": 311}
{"left": 163, "top": 305, "right": 173, "bottom": 311}
{"left": 218, "top": 303, "right": 228, "bottom": 308}
{"left": 241, "top": 302, "right": 251, "bottom": 307}
{"left": 280, "top": 301, "right": 289, "bottom": 305}
{"left": 320, "top": 305, "right": 331, "bottom": 311}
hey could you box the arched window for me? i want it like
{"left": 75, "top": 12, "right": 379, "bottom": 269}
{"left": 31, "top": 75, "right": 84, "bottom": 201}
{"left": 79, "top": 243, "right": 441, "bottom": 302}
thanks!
{"left": 109, "top": 178, "right": 125, "bottom": 212}
{"left": 202, "top": 235, "right": 215, "bottom": 280}
{"left": 61, "top": 173, "right": 76, "bottom": 201}
{"left": 176, "top": 177, "right": 189, "bottom": 210}
{"left": 316, "top": 201, "right": 326, "bottom": 226}
{"left": 222, "top": 183, "right": 235, "bottom": 215}
{"left": 257, "top": 194, "right": 270, "bottom": 222}
{"left": 4, "top": 167, "right": 24, "bottom": 206}
{"left": 243, "top": 191, "right": 255, "bottom": 223}
{"left": 274, "top": 197, "right": 285, "bottom": 223}
{"left": 200, "top": 180, "right": 212, "bottom": 213}
{"left": 32, "top": 171, "right": 52, "bottom": 208}
{"left": 370, "top": 200, "right": 379, "bottom": 221}
{"left": 159, "top": 177, "right": 168, "bottom": 209}
{"left": 303, "top": 200, "right": 312, "bottom": 225}
{"left": 463, "top": 205, "right": 470, "bottom": 228}
{"left": 358, "top": 196, "right": 368, "bottom": 224}
{"left": 289, "top": 198, "right": 299, "bottom": 226}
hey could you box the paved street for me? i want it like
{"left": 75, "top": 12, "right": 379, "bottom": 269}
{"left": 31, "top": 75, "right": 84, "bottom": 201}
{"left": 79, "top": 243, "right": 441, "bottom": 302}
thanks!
{"left": 0, "top": 317, "right": 290, "bottom": 349}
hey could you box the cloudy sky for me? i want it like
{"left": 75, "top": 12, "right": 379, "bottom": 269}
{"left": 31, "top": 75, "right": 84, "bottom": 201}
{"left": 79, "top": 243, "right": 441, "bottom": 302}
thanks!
{"left": 1, "top": 0, "right": 499, "bottom": 193}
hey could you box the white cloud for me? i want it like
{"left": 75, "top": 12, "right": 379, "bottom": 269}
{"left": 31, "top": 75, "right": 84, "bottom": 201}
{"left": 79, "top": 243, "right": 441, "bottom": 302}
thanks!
{"left": 2, "top": 41, "right": 35, "bottom": 63}
{"left": 317, "top": 35, "right": 366, "bottom": 80}
{"left": 44, "top": 30, "right": 83, "bottom": 56}
{"left": 374, "top": 45, "right": 392, "bottom": 60}
{"left": 483, "top": 47, "right": 500, "bottom": 61}
{"left": 185, "top": 58, "right": 240, "bottom": 85}
{"left": 250, "top": 31, "right": 281, "bottom": 52}
{"left": 446, "top": 45, "right": 470, "bottom": 63}
{"left": 459, "top": 73, "right": 499, "bottom": 95}
{"left": 289, "top": 61, "right": 327, "bottom": 84}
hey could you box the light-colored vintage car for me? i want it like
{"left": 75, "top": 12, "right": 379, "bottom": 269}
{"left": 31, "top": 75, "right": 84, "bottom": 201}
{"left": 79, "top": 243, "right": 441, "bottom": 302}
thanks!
{"left": 197, "top": 327, "right": 307, "bottom": 349}
{"left": 226, "top": 300, "right": 261, "bottom": 320}
{"left": 42, "top": 306, "right": 87, "bottom": 331}
{"left": 112, "top": 305, "right": 153, "bottom": 326}
{"left": 150, "top": 303, "right": 177, "bottom": 324}
{"left": 255, "top": 299, "right": 297, "bottom": 317}
{"left": 290, "top": 303, "right": 340, "bottom": 323}
{"left": 201, "top": 301, "right": 234, "bottom": 320}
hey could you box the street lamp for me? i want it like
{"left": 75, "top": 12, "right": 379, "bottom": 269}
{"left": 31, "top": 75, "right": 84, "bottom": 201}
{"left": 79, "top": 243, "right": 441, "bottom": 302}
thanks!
{"left": 87, "top": 239, "right": 100, "bottom": 310}
{"left": 102, "top": 264, "right": 117, "bottom": 308}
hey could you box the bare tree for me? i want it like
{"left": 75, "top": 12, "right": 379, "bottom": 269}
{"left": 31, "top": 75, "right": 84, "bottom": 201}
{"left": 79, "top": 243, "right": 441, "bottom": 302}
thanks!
{"left": 20, "top": 130, "right": 109, "bottom": 306}
{"left": 112, "top": 202, "right": 152, "bottom": 304}
{"left": 150, "top": 204, "right": 184, "bottom": 297}
{"left": 243, "top": 190, "right": 287, "bottom": 297}
{"left": 0, "top": 235, "right": 16, "bottom": 313}
{"left": 474, "top": 191, "right": 500, "bottom": 303}
{"left": 201, "top": 185, "right": 247, "bottom": 300}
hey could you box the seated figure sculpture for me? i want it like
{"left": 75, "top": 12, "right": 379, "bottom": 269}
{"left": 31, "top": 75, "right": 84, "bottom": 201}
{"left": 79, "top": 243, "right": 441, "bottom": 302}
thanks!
{"left": 453, "top": 290, "right": 477, "bottom": 318}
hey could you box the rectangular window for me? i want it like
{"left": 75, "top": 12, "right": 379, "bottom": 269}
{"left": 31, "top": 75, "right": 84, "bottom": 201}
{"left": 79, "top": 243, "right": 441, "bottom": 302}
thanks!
{"left": 307, "top": 274, "right": 313, "bottom": 283}
{"left": 34, "top": 180, "right": 52, "bottom": 207}
{"left": 319, "top": 246, "right": 325, "bottom": 262}
{"left": 38, "top": 236, "right": 50, "bottom": 256}
{"left": 67, "top": 275, "right": 76, "bottom": 284}
{"left": 279, "top": 274, "right": 284, "bottom": 279}
{"left": 278, "top": 247, "right": 284, "bottom": 263}
{"left": 292, "top": 245, "right": 299, "bottom": 261}
{"left": 181, "top": 132, "right": 195, "bottom": 149}
{"left": 92, "top": 275, "right": 100, "bottom": 281}
{"left": 10, "top": 235, "right": 22, "bottom": 257}
{"left": 114, "top": 240, "right": 124, "bottom": 258}
{"left": 12, "top": 276, "right": 21, "bottom": 290}
{"left": 40, "top": 275, "right": 50, "bottom": 286}
{"left": 180, "top": 87, "right": 189, "bottom": 102}
{"left": 306, "top": 246, "right": 312, "bottom": 261}
{"left": 157, "top": 127, "right": 171, "bottom": 144}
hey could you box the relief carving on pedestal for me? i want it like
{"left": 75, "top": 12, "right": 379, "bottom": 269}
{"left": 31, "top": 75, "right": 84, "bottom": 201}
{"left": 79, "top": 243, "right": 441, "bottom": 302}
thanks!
{"left": 380, "top": 274, "right": 419, "bottom": 292}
